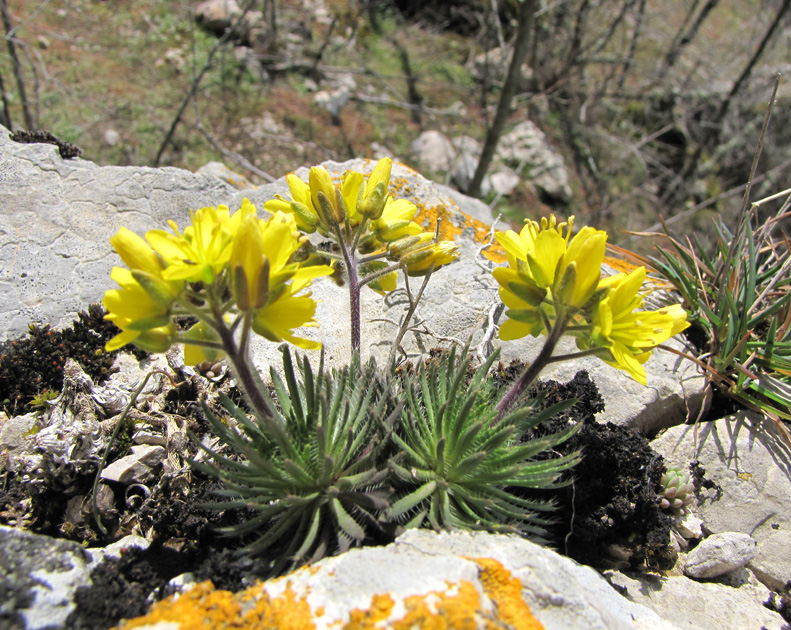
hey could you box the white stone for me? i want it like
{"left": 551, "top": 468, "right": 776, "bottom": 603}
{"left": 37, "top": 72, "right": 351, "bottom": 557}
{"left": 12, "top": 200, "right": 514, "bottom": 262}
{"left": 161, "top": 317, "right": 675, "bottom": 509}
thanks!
{"left": 676, "top": 512, "right": 704, "bottom": 539}
{"left": 103, "top": 129, "right": 120, "bottom": 146}
{"left": 196, "top": 161, "right": 257, "bottom": 191}
{"left": 100, "top": 444, "right": 166, "bottom": 484}
{"left": 410, "top": 130, "right": 455, "bottom": 172}
{"left": 684, "top": 532, "right": 757, "bottom": 578}
{"left": 88, "top": 534, "right": 151, "bottom": 568}
{"left": 496, "top": 121, "right": 572, "bottom": 202}
{"left": 314, "top": 85, "right": 351, "bottom": 118}
{"left": 489, "top": 168, "right": 521, "bottom": 196}
{"left": 0, "top": 412, "right": 38, "bottom": 450}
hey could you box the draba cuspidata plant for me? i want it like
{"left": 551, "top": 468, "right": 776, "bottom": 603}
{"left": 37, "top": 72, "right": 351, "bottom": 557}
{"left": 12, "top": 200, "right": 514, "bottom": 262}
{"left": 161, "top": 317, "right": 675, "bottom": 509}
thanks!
{"left": 102, "top": 158, "right": 689, "bottom": 571}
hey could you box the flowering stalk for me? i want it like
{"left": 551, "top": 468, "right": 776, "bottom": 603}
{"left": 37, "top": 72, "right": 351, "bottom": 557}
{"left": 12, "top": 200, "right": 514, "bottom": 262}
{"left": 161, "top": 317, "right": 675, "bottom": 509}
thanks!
{"left": 264, "top": 158, "right": 459, "bottom": 353}
{"left": 492, "top": 214, "right": 690, "bottom": 419}
{"left": 103, "top": 201, "right": 334, "bottom": 432}
{"left": 496, "top": 314, "right": 565, "bottom": 417}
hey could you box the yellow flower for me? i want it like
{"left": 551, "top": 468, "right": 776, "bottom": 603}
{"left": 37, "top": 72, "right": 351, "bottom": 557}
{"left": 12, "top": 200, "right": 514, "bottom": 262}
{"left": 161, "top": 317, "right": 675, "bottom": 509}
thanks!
{"left": 146, "top": 204, "right": 234, "bottom": 284}
{"left": 370, "top": 198, "right": 422, "bottom": 242}
{"left": 341, "top": 170, "right": 365, "bottom": 225}
{"left": 264, "top": 173, "right": 322, "bottom": 233}
{"left": 358, "top": 157, "right": 392, "bottom": 220}
{"left": 252, "top": 288, "right": 322, "bottom": 350}
{"left": 493, "top": 215, "right": 608, "bottom": 341}
{"left": 103, "top": 267, "right": 176, "bottom": 351}
{"left": 246, "top": 211, "right": 334, "bottom": 348}
{"left": 230, "top": 204, "right": 269, "bottom": 311}
{"left": 401, "top": 240, "right": 459, "bottom": 276}
{"left": 588, "top": 267, "right": 690, "bottom": 384}
{"left": 556, "top": 226, "right": 607, "bottom": 308}
{"left": 110, "top": 227, "right": 164, "bottom": 276}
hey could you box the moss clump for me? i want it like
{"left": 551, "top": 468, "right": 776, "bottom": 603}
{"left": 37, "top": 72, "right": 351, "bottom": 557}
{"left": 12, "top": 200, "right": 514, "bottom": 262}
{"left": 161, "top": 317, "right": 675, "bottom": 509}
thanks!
{"left": 9, "top": 129, "right": 82, "bottom": 159}
{"left": 0, "top": 303, "right": 139, "bottom": 416}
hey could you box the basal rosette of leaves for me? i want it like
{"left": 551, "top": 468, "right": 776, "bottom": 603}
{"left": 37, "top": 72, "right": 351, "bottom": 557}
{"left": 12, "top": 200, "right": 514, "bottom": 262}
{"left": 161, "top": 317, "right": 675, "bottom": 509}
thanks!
{"left": 386, "top": 346, "right": 581, "bottom": 540}
{"left": 659, "top": 466, "right": 695, "bottom": 513}
{"left": 190, "top": 347, "right": 397, "bottom": 573}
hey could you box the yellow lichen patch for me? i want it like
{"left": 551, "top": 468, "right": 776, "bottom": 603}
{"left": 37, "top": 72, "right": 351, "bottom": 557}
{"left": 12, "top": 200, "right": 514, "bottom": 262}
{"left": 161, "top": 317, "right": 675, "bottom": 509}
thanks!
{"left": 405, "top": 194, "right": 507, "bottom": 265}
{"left": 390, "top": 582, "right": 482, "bottom": 630}
{"left": 342, "top": 593, "right": 396, "bottom": 630}
{"left": 114, "top": 580, "right": 317, "bottom": 630}
{"left": 471, "top": 558, "right": 544, "bottom": 630}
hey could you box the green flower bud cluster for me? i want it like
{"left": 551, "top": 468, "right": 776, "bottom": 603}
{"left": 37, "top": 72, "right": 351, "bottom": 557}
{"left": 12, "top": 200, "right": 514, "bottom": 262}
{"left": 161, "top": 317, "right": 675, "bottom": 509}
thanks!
{"left": 659, "top": 466, "right": 695, "bottom": 512}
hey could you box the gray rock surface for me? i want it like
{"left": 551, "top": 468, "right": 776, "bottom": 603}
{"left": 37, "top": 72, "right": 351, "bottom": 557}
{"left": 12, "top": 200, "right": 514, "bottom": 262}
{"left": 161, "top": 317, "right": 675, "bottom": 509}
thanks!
{"left": 606, "top": 570, "right": 786, "bottom": 630}
{"left": 99, "top": 444, "right": 167, "bottom": 484}
{"left": 652, "top": 412, "right": 791, "bottom": 592}
{"left": 0, "top": 125, "right": 236, "bottom": 339}
{"left": 410, "top": 129, "right": 455, "bottom": 172}
{"left": 684, "top": 532, "right": 758, "bottom": 578}
{"left": 0, "top": 525, "right": 94, "bottom": 630}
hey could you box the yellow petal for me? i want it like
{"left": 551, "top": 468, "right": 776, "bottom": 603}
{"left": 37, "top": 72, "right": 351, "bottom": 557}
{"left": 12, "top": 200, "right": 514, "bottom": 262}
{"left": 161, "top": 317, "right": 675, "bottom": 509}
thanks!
{"left": 111, "top": 227, "right": 162, "bottom": 276}
{"left": 499, "top": 318, "right": 532, "bottom": 341}
{"left": 559, "top": 226, "right": 607, "bottom": 307}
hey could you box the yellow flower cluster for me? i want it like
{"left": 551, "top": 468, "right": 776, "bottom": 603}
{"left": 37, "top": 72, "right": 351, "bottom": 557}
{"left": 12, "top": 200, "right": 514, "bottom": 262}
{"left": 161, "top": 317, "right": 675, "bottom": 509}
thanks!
{"left": 493, "top": 215, "right": 688, "bottom": 384}
{"left": 103, "top": 200, "right": 333, "bottom": 357}
{"left": 264, "top": 158, "right": 458, "bottom": 288}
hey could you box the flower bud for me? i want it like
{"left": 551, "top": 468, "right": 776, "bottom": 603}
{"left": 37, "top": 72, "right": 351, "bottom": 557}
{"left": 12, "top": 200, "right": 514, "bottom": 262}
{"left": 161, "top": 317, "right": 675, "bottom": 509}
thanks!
{"left": 131, "top": 269, "right": 178, "bottom": 307}
{"left": 360, "top": 157, "right": 392, "bottom": 220}
{"left": 554, "top": 259, "right": 578, "bottom": 308}
{"left": 132, "top": 323, "right": 177, "bottom": 353}
{"left": 290, "top": 201, "right": 320, "bottom": 232}
{"left": 316, "top": 190, "right": 338, "bottom": 228}
{"left": 387, "top": 234, "right": 426, "bottom": 259}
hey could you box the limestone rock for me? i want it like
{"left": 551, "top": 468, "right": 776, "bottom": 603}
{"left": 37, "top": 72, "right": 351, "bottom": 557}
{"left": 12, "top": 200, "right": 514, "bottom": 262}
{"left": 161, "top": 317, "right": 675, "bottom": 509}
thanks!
{"left": 0, "top": 124, "right": 236, "bottom": 340}
{"left": 606, "top": 570, "right": 786, "bottom": 630}
{"left": 410, "top": 129, "right": 455, "bottom": 172}
{"left": 119, "top": 529, "right": 679, "bottom": 630}
{"left": 496, "top": 121, "right": 573, "bottom": 202}
{"left": 684, "top": 532, "right": 757, "bottom": 578}
{"left": 0, "top": 525, "right": 94, "bottom": 630}
{"left": 195, "top": 161, "right": 257, "bottom": 190}
{"left": 99, "top": 444, "right": 167, "bottom": 485}
{"left": 651, "top": 412, "right": 791, "bottom": 592}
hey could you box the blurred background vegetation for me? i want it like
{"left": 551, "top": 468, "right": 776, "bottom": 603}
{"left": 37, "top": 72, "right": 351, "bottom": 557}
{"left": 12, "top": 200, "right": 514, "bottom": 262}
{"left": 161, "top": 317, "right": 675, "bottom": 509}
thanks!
{"left": 1, "top": 0, "right": 789, "bottom": 248}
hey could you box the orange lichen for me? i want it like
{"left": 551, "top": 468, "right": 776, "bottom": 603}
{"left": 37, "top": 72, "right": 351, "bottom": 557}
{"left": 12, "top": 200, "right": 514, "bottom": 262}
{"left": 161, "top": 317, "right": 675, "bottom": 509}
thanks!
{"left": 114, "top": 557, "right": 545, "bottom": 630}
{"left": 342, "top": 593, "right": 396, "bottom": 629}
{"left": 472, "top": 558, "right": 544, "bottom": 630}
{"left": 389, "top": 582, "right": 482, "bottom": 630}
{"left": 114, "top": 580, "right": 317, "bottom": 630}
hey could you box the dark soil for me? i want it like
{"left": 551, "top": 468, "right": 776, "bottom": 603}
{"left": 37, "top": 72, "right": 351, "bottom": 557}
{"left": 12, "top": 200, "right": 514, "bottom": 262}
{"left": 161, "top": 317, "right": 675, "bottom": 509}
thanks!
{"left": 499, "top": 362, "right": 677, "bottom": 571}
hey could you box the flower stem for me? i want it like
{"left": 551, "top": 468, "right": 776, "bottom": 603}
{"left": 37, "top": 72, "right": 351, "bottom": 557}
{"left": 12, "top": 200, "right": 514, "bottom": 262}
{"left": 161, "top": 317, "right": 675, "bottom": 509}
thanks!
{"left": 495, "top": 322, "right": 564, "bottom": 421}
{"left": 208, "top": 301, "right": 273, "bottom": 424}
{"left": 335, "top": 224, "right": 361, "bottom": 352}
